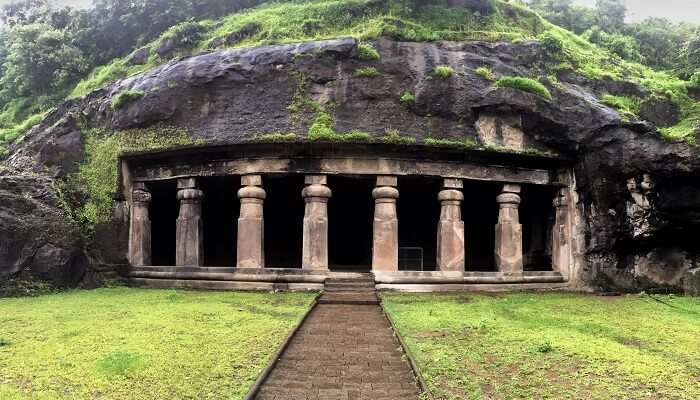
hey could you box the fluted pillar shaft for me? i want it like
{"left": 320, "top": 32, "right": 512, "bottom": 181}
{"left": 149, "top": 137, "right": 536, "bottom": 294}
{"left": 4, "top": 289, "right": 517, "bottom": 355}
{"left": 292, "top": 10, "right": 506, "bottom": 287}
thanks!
{"left": 176, "top": 178, "right": 204, "bottom": 266}
{"left": 237, "top": 175, "right": 265, "bottom": 268}
{"left": 495, "top": 183, "right": 523, "bottom": 274}
{"left": 302, "top": 176, "right": 331, "bottom": 270}
{"left": 129, "top": 183, "right": 151, "bottom": 266}
{"left": 552, "top": 188, "right": 570, "bottom": 274}
{"left": 372, "top": 176, "right": 399, "bottom": 272}
{"left": 437, "top": 179, "right": 465, "bottom": 271}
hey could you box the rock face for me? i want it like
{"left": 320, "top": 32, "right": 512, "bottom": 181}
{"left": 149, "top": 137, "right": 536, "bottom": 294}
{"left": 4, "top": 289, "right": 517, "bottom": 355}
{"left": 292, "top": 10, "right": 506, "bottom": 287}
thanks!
{"left": 2, "top": 37, "right": 699, "bottom": 293}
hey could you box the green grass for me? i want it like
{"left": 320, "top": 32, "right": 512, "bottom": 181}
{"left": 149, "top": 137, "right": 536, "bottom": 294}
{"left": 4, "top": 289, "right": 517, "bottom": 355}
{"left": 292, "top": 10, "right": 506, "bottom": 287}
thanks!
{"left": 0, "top": 288, "right": 316, "bottom": 400}
{"left": 0, "top": 112, "right": 45, "bottom": 143}
{"left": 433, "top": 65, "right": 454, "bottom": 79}
{"left": 474, "top": 66, "right": 495, "bottom": 81}
{"left": 424, "top": 137, "right": 478, "bottom": 150}
{"left": 400, "top": 90, "right": 416, "bottom": 103}
{"left": 382, "top": 292, "right": 700, "bottom": 400}
{"left": 600, "top": 94, "right": 643, "bottom": 121}
{"left": 353, "top": 66, "right": 380, "bottom": 78}
{"left": 357, "top": 43, "right": 380, "bottom": 60}
{"left": 111, "top": 90, "right": 145, "bottom": 110}
{"left": 254, "top": 132, "right": 298, "bottom": 142}
{"left": 494, "top": 76, "right": 552, "bottom": 100}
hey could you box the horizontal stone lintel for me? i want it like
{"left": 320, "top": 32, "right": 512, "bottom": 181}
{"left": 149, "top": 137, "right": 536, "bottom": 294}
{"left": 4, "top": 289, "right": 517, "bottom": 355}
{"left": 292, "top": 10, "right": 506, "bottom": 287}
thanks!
{"left": 132, "top": 156, "right": 564, "bottom": 186}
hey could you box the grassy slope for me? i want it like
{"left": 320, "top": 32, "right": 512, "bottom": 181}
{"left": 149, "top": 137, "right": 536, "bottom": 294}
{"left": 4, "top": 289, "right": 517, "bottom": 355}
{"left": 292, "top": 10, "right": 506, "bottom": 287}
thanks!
{"left": 0, "top": 288, "right": 316, "bottom": 400}
{"left": 1, "top": 0, "right": 698, "bottom": 148}
{"left": 382, "top": 292, "right": 700, "bottom": 400}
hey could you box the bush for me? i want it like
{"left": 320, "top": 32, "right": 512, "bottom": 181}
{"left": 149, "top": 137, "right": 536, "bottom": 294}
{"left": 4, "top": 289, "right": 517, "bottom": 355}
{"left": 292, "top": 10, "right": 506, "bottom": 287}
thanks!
{"left": 540, "top": 31, "right": 564, "bottom": 56}
{"left": 600, "top": 94, "right": 642, "bottom": 120}
{"left": 433, "top": 65, "right": 454, "bottom": 79}
{"left": 494, "top": 77, "right": 552, "bottom": 100}
{"left": 474, "top": 66, "right": 495, "bottom": 81}
{"left": 111, "top": 90, "right": 145, "bottom": 110}
{"left": 358, "top": 43, "right": 380, "bottom": 61}
{"left": 400, "top": 91, "right": 416, "bottom": 103}
{"left": 353, "top": 67, "right": 379, "bottom": 78}
{"left": 382, "top": 128, "right": 416, "bottom": 144}
{"left": 690, "top": 72, "right": 700, "bottom": 89}
{"left": 308, "top": 111, "right": 336, "bottom": 140}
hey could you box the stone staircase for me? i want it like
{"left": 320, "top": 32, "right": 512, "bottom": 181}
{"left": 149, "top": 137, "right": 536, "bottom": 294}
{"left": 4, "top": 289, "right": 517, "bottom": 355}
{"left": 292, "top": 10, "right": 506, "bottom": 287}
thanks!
{"left": 318, "top": 273, "right": 379, "bottom": 305}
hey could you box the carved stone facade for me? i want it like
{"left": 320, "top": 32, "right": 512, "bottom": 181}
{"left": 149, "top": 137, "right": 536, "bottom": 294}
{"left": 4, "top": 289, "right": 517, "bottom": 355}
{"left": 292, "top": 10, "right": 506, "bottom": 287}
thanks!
{"left": 123, "top": 144, "right": 580, "bottom": 290}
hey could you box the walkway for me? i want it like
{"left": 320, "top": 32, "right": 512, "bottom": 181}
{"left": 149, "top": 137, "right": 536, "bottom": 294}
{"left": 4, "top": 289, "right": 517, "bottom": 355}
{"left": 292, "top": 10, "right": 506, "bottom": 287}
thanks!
{"left": 253, "top": 276, "right": 420, "bottom": 400}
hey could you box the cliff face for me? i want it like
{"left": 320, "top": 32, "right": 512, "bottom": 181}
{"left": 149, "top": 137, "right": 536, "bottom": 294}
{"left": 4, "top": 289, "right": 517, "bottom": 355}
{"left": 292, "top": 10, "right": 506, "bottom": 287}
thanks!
{"left": 2, "top": 38, "right": 699, "bottom": 293}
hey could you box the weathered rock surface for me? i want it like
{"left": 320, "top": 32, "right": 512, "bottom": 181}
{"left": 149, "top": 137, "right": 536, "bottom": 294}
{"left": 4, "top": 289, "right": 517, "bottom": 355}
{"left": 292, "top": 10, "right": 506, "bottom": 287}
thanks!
{"left": 1, "top": 37, "right": 699, "bottom": 293}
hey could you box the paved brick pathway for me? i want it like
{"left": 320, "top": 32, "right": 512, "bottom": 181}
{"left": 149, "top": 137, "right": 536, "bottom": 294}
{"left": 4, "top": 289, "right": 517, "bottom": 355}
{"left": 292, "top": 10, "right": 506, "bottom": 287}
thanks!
{"left": 254, "top": 278, "right": 420, "bottom": 400}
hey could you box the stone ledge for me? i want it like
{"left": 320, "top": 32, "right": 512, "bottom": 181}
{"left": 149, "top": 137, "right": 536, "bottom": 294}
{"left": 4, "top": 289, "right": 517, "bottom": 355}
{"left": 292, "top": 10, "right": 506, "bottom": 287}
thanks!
{"left": 373, "top": 270, "right": 566, "bottom": 284}
{"left": 377, "top": 282, "right": 571, "bottom": 292}
{"left": 129, "top": 277, "right": 323, "bottom": 291}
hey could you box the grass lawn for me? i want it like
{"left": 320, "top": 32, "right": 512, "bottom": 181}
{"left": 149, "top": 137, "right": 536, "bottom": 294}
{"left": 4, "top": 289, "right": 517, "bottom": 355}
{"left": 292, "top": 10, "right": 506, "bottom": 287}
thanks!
{"left": 382, "top": 292, "right": 700, "bottom": 400}
{"left": 0, "top": 288, "right": 316, "bottom": 399}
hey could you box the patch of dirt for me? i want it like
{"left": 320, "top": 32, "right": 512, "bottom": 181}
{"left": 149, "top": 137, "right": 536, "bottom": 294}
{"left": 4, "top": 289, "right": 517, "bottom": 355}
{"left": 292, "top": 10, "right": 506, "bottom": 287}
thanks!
{"left": 413, "top": 330, "right": 448, "bottom": 339}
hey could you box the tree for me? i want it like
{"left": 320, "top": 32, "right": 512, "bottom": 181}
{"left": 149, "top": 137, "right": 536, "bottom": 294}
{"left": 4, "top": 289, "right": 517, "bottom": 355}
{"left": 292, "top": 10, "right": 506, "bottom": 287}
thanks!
{"left": 528, "top": 0, "right": 595, "bottom": 34}
{"left": 0, "top": 23, "right": 88, "bottom": 101}
{"left": 625, "top": 18, "right": 685, "bottom": 71}
{"left": 594, "top": 0, "right": 626, "bottom": 33}
{"left": 0, "top": 0, "right": 50, "bottom": 26}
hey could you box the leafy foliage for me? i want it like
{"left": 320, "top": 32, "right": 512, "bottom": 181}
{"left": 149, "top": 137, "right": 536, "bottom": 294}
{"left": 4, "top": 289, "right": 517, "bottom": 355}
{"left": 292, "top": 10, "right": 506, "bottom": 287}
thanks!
{"left": 400, "top": 90, "right": 416, "bottom": 103}
{"left": 600, "top": 94, "right": 643, "bottom": 120}
{"left": 433, "top": 65, "right": 454, "bottom": 79}
{"left": 353, "top": 66, "right": 379, "bottom": 78}
{"left": 494, "top": 76, "right": 552, "bottom": 100}
{"left": 357, "top": 43, "right": 380, "bottom": 60}
{"left": 59, "top": 124, "right": 201, "bottom": 235}
{"left": 474, "top": 66, "right": 495, "bottom": 81}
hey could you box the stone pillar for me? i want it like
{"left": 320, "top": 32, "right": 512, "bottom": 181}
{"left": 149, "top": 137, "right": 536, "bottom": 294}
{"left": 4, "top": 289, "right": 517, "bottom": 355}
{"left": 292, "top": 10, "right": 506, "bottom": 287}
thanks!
{"left": 372, "top": 176, "right": 399, "bottom": 272}
{"left": 495, "top": 183, "right": 523, "bottom": 275}
{"left": 176, "top": 178, "right": 204, "bottom": 266}
{"left": 437, "top": 179, "right": 465, "bottom": 272}
{"left": 129, "top": 183, "right": 151, "bottom": 266}
{"left": 237, "top": 174, "right": 265, "bottom": 269}
{"left": 302, "top": 175, "right": 331, "bottom": 270}
{"left": 551, "top": 188, "right": 570, "bottom": 274}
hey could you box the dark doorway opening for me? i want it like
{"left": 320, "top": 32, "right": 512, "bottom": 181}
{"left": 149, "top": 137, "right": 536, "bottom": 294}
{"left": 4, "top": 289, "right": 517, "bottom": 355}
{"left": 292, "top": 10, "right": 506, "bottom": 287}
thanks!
{"left": 328, "top": 175, "right": 374, "bottom": 271}
{"left": 397, "top": 176, "right": 441, "bottom": 271}
{"left": 200, "top": 176, "right": 238, "bottom": 267}
{"left": 463, "top": 180, "right": 501, "bottom": 271}
{"left": 264, "top": 174, "right": 305, "bottom": 268}
{"left": 149, "top": 180, "right": 178, "bottom": 266}
{"left": 521, "top": 185, "right": 556, "bottom": 271}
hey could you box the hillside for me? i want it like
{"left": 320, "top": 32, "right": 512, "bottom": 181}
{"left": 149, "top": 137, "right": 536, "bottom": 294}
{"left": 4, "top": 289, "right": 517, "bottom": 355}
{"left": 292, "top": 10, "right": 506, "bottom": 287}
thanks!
{"left": 0, "top": 0, "right": 699, "bottom": 153}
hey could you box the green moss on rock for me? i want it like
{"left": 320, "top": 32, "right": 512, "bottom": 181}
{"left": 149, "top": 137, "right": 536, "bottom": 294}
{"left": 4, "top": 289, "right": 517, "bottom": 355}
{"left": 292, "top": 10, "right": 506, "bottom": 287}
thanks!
{"left": 111, "top": 90, "right": 145, "bottom": 110}
{"left": 494, "top": 76, "right": 552, "bottom": 100}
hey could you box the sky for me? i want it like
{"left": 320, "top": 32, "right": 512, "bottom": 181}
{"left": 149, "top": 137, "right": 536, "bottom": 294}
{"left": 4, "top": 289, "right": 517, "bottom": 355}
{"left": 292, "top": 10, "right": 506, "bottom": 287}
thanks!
{"left": 0, "top": 0, "right": 699, "bottom": 23}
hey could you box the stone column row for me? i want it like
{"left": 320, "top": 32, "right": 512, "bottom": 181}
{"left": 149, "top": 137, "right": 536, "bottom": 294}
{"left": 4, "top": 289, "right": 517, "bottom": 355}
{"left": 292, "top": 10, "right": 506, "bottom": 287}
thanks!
{"left": 128, "top": 176, "right": 566, "bottom": 275}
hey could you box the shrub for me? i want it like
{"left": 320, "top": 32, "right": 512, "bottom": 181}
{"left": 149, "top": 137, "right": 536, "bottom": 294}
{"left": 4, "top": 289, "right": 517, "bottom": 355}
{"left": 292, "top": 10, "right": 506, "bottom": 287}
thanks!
{"left": 690, "top": 71, "right": 700, "bottom": 89}
{"left": 382, "top": 128, "right": 416, "bottom": 144}
{"left": 474, "top": 66, "right": 495, "bottom": 81}
{"left": 0, "top": 112, "right": 44, "bottom": 143}
{"left": 400, "top": 91, "right": 416, "bottom": 103}
{"left": 358, "top": 43, "right": 380, "bottom": 61}
{"left": 600, "top": 94, "right": 643, "bottom": 120}
{"left": 540, "top": 31, "right": 564, "bottom": 56}
{"left": 111, "top": 90, "right": 145, "bottom": 110}
{"left": 354, "top": 67, "right": 380, "bottom": 78}
{"left": 308, "top": 111, "right": 336, "bottom": 140}
{"left": 494, "top": 77, "right": 552, "bottom": 100}
{"left": 434, "top": 65, "right": 454, "bottom": 79}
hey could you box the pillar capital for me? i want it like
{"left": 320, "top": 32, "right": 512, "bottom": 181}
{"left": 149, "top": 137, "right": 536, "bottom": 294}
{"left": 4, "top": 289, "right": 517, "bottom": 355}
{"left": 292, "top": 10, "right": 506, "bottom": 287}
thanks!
{"left": 372, "top": 186, "right": 399, "bottom": 201}
{"left": 302, "top": 184, "right": 332, "bottom": 202}
{"left": 238, "top": 185, "right": 266, "bottom": 201}
{"left": 438, "top": 189, "right": 464, "bottom": 203}
{"left": 132, "top": 186, "right": 152, "bottom": 204}
{"left": 177, "top": 177, "right": 198, "bottom": 189}
{"left": 177, "top": 188, "right": 204, "bottom": 201}
{"left": 442, "top": 178, "right": 463, "bottom": 189}
{"left": 241, "top": 174, "right": 262, "bottom": 187}
{"left": 376, "top": 175, "right": 398, "bottom": 187}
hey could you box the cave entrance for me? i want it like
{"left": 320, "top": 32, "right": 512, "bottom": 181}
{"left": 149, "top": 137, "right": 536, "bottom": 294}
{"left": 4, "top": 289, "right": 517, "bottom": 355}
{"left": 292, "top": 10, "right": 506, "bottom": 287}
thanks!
{"left": 264, "top": 174, "right": 305, "bottom": 268}
{"left": 521, "top": 184, "right": 557, "bottom": 271}
{"left": 328, "top": 175, "right": 374, "bottom": 271}
{"left": 463, "top": 180, "right": 501, "bottom": 271}
{"left": 149, "top": 180, "right": 178, "bottom": 266}
{"left": 200, "top": 176, "right": 238, "bottom": 267}
{"left": 397, "top": 176, "right": 441, "bottom": 271}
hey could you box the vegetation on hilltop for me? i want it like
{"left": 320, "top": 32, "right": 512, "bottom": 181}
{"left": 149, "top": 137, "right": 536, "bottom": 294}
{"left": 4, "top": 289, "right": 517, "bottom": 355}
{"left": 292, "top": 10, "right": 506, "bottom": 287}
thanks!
{"left": 0, "top": 0, "right": 698, "bottom": 152}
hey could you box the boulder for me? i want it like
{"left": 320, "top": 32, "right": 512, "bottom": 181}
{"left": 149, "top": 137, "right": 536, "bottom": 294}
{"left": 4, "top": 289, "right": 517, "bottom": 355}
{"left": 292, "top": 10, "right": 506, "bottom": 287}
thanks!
{"left": 684, "top": 269, "right": 700, "bottom": 296}
{"left": 639, "top": 97, "right": 680, "bottom": 127}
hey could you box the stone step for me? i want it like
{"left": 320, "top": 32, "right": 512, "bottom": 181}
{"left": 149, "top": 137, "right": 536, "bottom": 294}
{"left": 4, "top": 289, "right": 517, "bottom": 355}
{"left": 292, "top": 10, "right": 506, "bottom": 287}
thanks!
{"left": 324, "top": 281, "right": 375, "bottom": 288}
{"left": 318, "top": 291, "right": 379, "bottom": 305}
